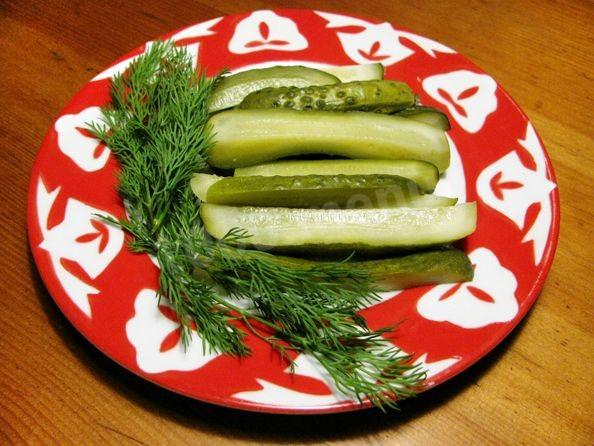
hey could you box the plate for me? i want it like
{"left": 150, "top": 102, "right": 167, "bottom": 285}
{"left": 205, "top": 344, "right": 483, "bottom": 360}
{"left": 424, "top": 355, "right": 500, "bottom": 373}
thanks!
{"left": 27, "top": 9, "right": 559, "bottom": 414}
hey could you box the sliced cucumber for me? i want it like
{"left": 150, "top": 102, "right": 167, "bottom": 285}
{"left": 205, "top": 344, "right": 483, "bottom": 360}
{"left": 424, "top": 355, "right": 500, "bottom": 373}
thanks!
{"left": 404, "top": 195, "right": 457, "bottom": 207}
{"left": 239, "top": 80, "right": 414, "bottom": 113}
{"left": 234, "top": 159, "right": 439, "bottom": 193}
{"left": 207, "top": 109, "right": 450, "bottom": 172}
{"left": 397, "top": 106, "right": 451, "bottom": 130}
{"left": 321, "top": 63, "right": 384, "bottom": 82}
{"left": 191, "top": 173, "right": 424, "bottom": 208}
{"left": 355, "top": 248, "right": 473, "bottom": 289}
{"left": 219, "top": 248, "right": 473, "bottom": 290}
{"left": 208, "top": 66, "right": 339, "bottom": 113}
{"left": 200, "top": 203, "right": 477, "bottom": 254}
{"left": 190, "top": 173, "right": 220, "bottom": 201}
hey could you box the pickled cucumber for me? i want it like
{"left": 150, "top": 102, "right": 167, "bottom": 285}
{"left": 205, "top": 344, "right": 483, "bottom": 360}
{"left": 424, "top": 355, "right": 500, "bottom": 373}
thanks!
{"left": 234, "top": 159, "right": 439, "bottom": 193}
{"left": 191, "top": 173, "right": 431, "bottom": 208}
{"left": 208, "top": 66, "right": 339, "bottom": 113}
{"left": 403, "top": 195, "right": 457, "bottom": 207}
{"left": 321, "top": 63, "right": 384, "bottom": 82}
{"left": 217, "top": 248, "right": 473, "bottom": 290}
{"left": 207, "top": 109, "right": 450, "bottom": 172}
{"left": 200, "top": 203, "right": 477, "bottom": 254}
{"left": 397, "top": 106, "right": 451, "bottom": 130}
{"left": 239, "top": 80, "right": 415, "bottom": 113}
{"left": 353, "top": 249, "right": 473, "bottom": 289}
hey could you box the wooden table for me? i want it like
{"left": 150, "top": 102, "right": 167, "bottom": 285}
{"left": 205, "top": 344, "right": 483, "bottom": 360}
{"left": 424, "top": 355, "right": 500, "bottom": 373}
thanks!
{"left": 1, "top": 0, "right": 592, "bottom": 444}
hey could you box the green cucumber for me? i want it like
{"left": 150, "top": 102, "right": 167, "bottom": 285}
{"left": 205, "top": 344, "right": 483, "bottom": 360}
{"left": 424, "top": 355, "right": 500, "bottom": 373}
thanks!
{"left": 397, "top": 106, "right": 451, "bottom": 130}
{"left": 238, "top": 80, "right": 415, "bottom": 113}
{"left": 234, "top": 159, "right": 439, "bottom": 193}
{"left": 404, "top": 195, "right": 457, "bottom": 207}
{"left": 207, "top": 109, "right": 450, "bottom": 172}
{"left": 190, "top": 173, "right": 220, "bottom": 201}
{"left": 191, "top": 173, "right": 425, "bottom": 208}
{"left": 214, "top": 248, "right": 473, "bottom": 290}
{"left": 200, "top": 202, "right": 477, "bottom": 254}
{"left": 208, "top": 66, "right": 339, "bottom": 113}
{"left": 355, "top": 248, "right": 473, "bottom": 289}
{"left": 321, "top": 63, "right": 384, "bottom": 82}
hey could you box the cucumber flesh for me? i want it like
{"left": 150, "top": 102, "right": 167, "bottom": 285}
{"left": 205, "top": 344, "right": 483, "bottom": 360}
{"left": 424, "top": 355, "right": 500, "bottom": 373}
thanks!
{"left": 208, "top": 66, "right": 339, "bottom": 113}
{"left": 397, "top": 106, "right": 451, "bottom": 131}
{"left": 220, "top": 248, "right": 473, "bottom": 290}
{"left": 191, "top": 174, "right": 220, "bottom": 201}
{"left": 207, "top": 109, "right": 450, "bottom": 172}
{"left": 239, "top": 80, "right": 414, "bottom": 113}
{"left": 234, "top": 159, "right": 439, "bottom": 193}
{"left": 192, "top": 173, "right": 425, "bottom": 208}
{"left": 405, "top": 195, "right": 457, "bottom": 207}
{"left": 200, "top": 203, "right": 477, "bottom": 254}
{"left": 321, "top": 63, "right": 384, "bottom": 82}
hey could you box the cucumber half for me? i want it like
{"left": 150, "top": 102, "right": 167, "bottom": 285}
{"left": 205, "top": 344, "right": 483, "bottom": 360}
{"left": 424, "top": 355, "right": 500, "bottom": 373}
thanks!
{"left": 238, "top": 80, "right": 415, "bottom": 113}
{"left": 321, "top": 63, "right": 384, "bottom": 82}
{"left": 216, "top": 248, "right": 473, "bottom": 290}
{"left": 397, "top": 106, "right": 451, "bottom": 131}
{"left": 201, "top": 202, "right": 477, "bottom": 254}
{"left": 208, "top": 66, "right": 339, "bottom": 113}
{"left": 189, "top": 173, "right": 455, "bottom": 209}
{"left": 355, "top": 249, "right": 473, "bottom": 289}
{"left": 234, "top": 159, "right": 440, "bottom": 193}
{"left": 207, "top": 109, "right": 450, "bottom": 172}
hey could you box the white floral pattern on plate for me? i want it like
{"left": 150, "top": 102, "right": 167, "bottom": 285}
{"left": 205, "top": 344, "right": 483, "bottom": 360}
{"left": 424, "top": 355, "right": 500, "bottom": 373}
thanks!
{"left": 417, "top": 248, "right": 519, "bottom": 328}
{"left": 316, "top": 11, "right": 454, "bottom": 65}
{"left": 126, "top": 289, "right": 221, "bottom": 373}
{"left": 232, "top": 351, "right": 460, "bottom": 406}
{"left": 477, "top": 123, "right": 556, "bottom": 264}
{"left": 423, "top": 70, "right": 498, "bottom": 133}
{"left": 228, "top": 11, "right": 308, "bottom": 54}
{"left": 55, "top": 107, "right": 111, "bottom": 172}
{"left": 36, "top": 179, "right": 123, "bottom": 316}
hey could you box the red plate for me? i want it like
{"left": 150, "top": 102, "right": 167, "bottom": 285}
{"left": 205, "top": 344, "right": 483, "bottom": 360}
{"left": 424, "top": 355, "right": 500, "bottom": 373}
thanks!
{"left": 27, "top": 9, "right": 559, "bottom": 414}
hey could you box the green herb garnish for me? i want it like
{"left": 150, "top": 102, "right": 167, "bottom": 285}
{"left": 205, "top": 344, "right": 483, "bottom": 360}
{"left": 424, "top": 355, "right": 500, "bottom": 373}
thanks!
{"left": 89, "top": 41, "right": 425, "bottom": 409}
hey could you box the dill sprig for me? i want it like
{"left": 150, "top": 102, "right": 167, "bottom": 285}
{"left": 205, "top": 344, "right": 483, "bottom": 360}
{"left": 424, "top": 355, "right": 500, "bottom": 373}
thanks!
{"left": 89, "top": 41, "right": 425, "bottom": 409}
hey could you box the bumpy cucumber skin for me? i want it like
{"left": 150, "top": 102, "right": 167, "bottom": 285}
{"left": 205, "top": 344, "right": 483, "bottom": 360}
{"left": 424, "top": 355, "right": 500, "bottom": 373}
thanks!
{"left": 208, "top": 66, "right": 339, "bottom": 113}
{"left": 239, "top": 80, "right": 415, "bottom": 113}
{"left": 208, "top": 109, "right": 450, "bottom": 172}
{"left": 198, "top": 174, "right": 422, "bottom": 208}
{"left": 234, "top": 159, "right": 439, "bottom": 193}
{"left": 200, "top": 203, "right": 477, "bottom": 255}
{"left": 397, "top": 106, "right": 451, "bottom": 130}
{"left": 321, "top": 63, "right": 384, "bottom": 82}
{"left": 356, "top": 249, "right": 473, "bottom": 289}
{"left": 222, "top": 248, "right": 473, "bottom": 290}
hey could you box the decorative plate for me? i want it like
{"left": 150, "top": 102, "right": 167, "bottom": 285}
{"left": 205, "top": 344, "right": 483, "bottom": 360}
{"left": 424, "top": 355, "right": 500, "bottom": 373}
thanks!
{"left": 27, "top": 9, "right": 559, "bottom": 414}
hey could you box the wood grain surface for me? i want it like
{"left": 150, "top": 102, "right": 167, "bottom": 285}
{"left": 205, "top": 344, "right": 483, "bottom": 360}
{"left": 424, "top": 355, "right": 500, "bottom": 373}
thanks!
{"left": 1, "top": 0, "right": 593, "bottom": 444}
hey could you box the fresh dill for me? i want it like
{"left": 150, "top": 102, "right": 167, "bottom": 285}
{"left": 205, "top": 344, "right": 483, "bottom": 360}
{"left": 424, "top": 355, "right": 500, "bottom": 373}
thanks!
{"left": 89, "top": 41, "right": 425, "bottom": 409}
